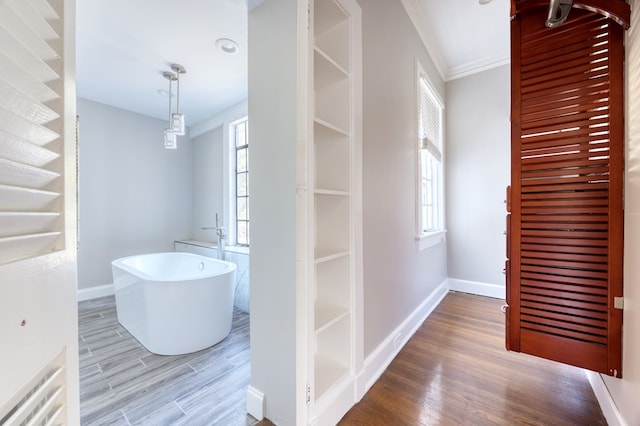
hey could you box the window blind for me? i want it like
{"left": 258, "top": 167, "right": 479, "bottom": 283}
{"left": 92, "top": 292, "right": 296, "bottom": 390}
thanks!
{"left": 0, "top": 0, "right": 65, "bottom": 265}
{"left": 419, "top": 77, "right": 442, "bottom": 162}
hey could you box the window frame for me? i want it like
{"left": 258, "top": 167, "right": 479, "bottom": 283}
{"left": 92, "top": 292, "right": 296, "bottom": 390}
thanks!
{"left": 416, "top": 61, "right": 446, "bottom": 251}
{"left": 231, "top": 116, "right": 249, "bottom": 247}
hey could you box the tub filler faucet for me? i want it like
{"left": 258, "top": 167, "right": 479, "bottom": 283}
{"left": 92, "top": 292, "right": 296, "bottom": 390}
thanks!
{"left": 201, "top": 213, "right": 226, "bottom": 260}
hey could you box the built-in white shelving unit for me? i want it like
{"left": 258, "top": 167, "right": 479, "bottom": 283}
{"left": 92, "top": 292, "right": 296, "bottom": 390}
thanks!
{"left": 308, "top": 0, "right": 361, "bottom": 423}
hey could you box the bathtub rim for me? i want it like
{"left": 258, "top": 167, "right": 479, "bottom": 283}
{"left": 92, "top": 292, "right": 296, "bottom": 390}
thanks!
{"left": 112, "top": 251, "right": 237, "bottom": 282}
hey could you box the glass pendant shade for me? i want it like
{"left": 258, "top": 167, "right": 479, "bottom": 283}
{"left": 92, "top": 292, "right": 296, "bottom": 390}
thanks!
{"left": 163, "top": 128, "right": 177, "bottom": 149}
{"left": 170, "top": 113, "right": 185, "bottom": 135}
{"left": 162, "top": 64, "right": 186, "bottom": 148}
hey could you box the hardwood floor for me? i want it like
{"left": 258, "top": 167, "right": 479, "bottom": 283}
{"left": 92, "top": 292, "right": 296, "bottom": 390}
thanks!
{"left": 78, "top": 296, "right": 258, "bottom": 425}
{"left": 79, "top": 292, "right": 605, "bottom": 425}
{"left": 339, "top": 292, "right": 607, "bottom": 425}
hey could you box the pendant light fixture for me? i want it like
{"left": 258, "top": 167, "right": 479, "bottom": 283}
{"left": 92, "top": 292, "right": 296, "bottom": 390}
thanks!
{"left": 170, "top": 64, "right": 186, "bottom": 135}
{"left": 162, "top": 63, "right": 187, "bottom": 149}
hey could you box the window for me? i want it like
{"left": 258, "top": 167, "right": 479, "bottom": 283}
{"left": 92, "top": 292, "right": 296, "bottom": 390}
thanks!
{"left": 417, "top": 63, "right": 444, "bottom": 245}
{"left": 233, "top": 118, "right": 249, "bottom": 246}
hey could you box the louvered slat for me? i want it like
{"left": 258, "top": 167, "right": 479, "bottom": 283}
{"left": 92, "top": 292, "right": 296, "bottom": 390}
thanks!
{"left": 0, "top": 184, "right": 59, "bottom": 210}
{"left": 0, "top": 0, "right": 64, "bottom": 265}
{"left": 0, "top": 352, "right": 66, "bottom": 426}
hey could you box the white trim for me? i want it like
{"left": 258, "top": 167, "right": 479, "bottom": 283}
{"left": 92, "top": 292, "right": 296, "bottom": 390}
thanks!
{"left": 417, "top": 230, "right": 446, "bottom": 251}
{"left": 229, "top": 116, "right": 250, "bottom": 246}
{"left": 447, "top": 278, "right": 505, "bottom": 299}
{"left": 586, "top": 371, "right": 627, "bottom": 426}
{"left": 77, "top": 284, "right": 114, "bottom": 301}
{"left": 446, "top": 55, "right": 511, "bottom": 81}
{"left": 246, "top": 385, "right": 265, "bottom": 421}
{"left": 356, "top": 280, "right": 449, "bottom": 398}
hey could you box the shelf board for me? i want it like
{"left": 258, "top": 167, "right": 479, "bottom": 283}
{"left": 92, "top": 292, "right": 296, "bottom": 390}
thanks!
{"left": 314, "top": 118, "right": 349, "bottom": 138}
{"left": 314, "top": 249, "right": 350, "bottom": 264}
{"left": 314, "top": 0, "right": 348, "bottom": 36}
{"left": 314, "top": 47, "right": 349, "bottom": 89}
{"left": 315, "top": 189, "right": 349, "bottom": 196}
{"left": 315, "top": 305, "right": 349, "bottom": 334}
{"left": 314, "top": 355, "right": 349, "bottom": 401}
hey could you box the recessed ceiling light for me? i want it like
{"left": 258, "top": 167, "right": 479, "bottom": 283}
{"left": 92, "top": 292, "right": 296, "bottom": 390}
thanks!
{"left": 479, "top": 0, "right": 493, "bottom": 4}
{"left": 216, "top": 38, "right": 239, "bottom": 55}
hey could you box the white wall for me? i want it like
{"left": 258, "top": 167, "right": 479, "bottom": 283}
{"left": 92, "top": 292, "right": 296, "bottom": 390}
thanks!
{"left": 190, "top": 100, "right": 248, "bottom": 244}
{"left": 248, "top": 0, "right": 301, "bottom": 424}
{"left": 359, "top": 0, "right": 448, "bottom": 357}
{"left": 600, "top": 2, "right": 640, "bottom": 424}
{"left": 445, "top": 65, "right": 511, "bottom": 293}
{"left": 248, "top": 0, "right": 450, "bottom": 421}
{"left": 76, "top": 98, "right": 193, "bottom": 289}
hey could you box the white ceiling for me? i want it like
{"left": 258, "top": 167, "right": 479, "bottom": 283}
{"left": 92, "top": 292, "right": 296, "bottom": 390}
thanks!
{"left": 408, "top": 0, "right": 511, "bottom": 80}
{"left": 75, "top": 0, "right": 510, "bottom": 126}
{"left": 76, "top": 0, "right": 249, "bottom": 127}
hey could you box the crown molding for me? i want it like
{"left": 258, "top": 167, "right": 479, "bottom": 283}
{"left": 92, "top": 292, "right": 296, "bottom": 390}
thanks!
{"left": 446, "top": 55, "right": 511, "bottom": 81}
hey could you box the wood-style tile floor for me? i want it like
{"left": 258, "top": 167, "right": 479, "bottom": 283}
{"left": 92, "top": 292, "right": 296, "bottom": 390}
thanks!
{"left": 340, "top": 292, "right": 607, "bottom": 425}
{"left": 78, "top": 296, "right": 259, "bottom": 426}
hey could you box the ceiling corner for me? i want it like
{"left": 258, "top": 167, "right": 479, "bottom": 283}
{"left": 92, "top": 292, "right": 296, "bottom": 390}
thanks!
{"left": 399, "top": 0, "right": 448, "bottom": 81}
{"left": 446, "top": 55, "right": 511, "bottom": 81}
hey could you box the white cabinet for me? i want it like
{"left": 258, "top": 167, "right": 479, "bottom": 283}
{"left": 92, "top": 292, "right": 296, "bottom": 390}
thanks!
{"left": 307, "top": 0, "right": 362, "bottom": 423}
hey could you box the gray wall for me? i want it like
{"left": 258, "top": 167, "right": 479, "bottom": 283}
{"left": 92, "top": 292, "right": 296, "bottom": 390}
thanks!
{"left": 77, "top": 98, "right": 193, "bottom": 289}
{"left": 360, "top": 0, "right": 448, "bottom": 357}
{"left": 191, "top": 126, "right": 224, "bottom": 242}
{"left": 445, "top": 65, "right": 511, "bottom": 288}
{"left": 189, "top": 99, "right": 248, "bottom": 245}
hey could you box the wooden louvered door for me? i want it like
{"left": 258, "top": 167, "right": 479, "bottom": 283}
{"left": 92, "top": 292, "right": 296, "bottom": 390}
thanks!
{"left": 507, "top": 0, "right": 630, "bottom": 377}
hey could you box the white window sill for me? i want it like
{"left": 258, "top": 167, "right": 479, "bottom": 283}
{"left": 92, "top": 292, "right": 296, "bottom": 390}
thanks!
{"left": 416, "top": 230, "right": 446, "bottom": 251}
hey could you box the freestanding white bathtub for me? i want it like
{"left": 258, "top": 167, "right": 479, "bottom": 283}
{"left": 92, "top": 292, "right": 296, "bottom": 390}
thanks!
{"left": 112, "top": 252, "right": 237, "bottom": 355}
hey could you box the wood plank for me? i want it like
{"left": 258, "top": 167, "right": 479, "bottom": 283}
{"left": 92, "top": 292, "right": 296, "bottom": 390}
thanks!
{"left": 339, "top": 293, "right": 606, "bottom": 425}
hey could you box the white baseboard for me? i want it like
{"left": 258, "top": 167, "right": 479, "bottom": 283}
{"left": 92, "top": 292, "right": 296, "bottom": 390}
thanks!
{"left": 447, "top": 278, "right": 505, "bottom": 299}
{"left": 356, "top": 280, "right": 449, "bottom": 399}
{"left": 77, "top": 284, "right": 114, "bottom": 302}
{"left": 246, "top": 385, "right": 265, "bottom": 421}
{"left": 586, "top": 370, "right": 626, "bottom": 426}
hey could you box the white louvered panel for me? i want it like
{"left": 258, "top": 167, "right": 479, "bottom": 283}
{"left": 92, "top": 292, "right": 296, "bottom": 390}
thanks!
{"left": 0, "top": 354, "right": 66, "bottom": 426}
{"left": 27, "top": 0, "right": 60, "bottom": 22}
{"left": 0, "top": 106, "right": 59, "bottom": 146}
{"left": 0, "top": 212, "right": 60, "bottom": 238}
{"left": 0, "top": 25, "right": 59, "bottom": 84}
{"left": 0, "top": 130, "right": 59, "bottom": 167}
{"left": 0, "top": 185, "right": 58, "bottom": 211}
{"left": 0, "top": 3, "right": 58, "bottom": 62}
{"left": 0, "top": 158, "right": 59, "bottom": 189}
{"left": 0, "top": 0, "right": 63, "bottom": 265}
{"left": 0, "top": 52, "right": 59, "bottom": 104}
{"left": 5, "top": 0, "right": 60, "bottom": 41}
{"left": 0, "top": 79, "right": 59, "bottom": 125}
